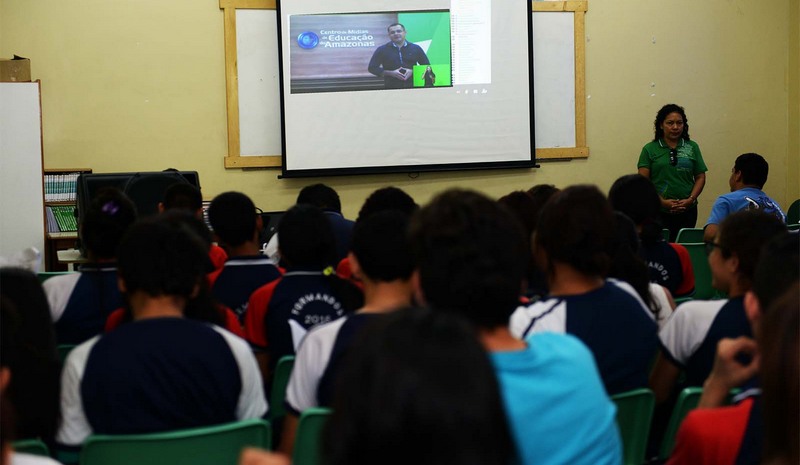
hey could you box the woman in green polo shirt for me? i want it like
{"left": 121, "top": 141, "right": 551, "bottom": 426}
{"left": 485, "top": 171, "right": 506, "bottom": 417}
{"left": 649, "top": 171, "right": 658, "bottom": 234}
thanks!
{"left": 638, "top": 104, "right": 707, "bottom": 242}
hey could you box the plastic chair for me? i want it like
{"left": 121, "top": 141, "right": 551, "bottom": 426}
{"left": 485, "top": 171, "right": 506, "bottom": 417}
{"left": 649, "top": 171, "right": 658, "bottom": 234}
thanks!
{"left": 80, "top": 418, "right": 271, "bottom": 465}
{"left": 12, "top": 439, "right": 50, "bottom": 456}
{"left": 786, "top": 199, "right": 799, "bottom": 225}
{"left": 37, "top": 271, "right": 74, "bottom": 283}
{"left": 675, "top": 228, "right": 704, "bottom": 244}
{"left": 681, "top": 243, "right": 722, "bottom": 300}
{"left": 610, "top": 388, "right": 655, "bottom": 465}
{"left": 292, "top": 407, "right": 332, "bottom": 465}
{"left": 659, "top": 387, "right": 703, "bottom": 459}
{"left": 788, "top": 223, "right": 800, "bottom": 232}
{"left": 57, "top": 344, "right": 78, "bottom": 365}
{"left": 269, "top": 355, "right": 295, "bottom": 422}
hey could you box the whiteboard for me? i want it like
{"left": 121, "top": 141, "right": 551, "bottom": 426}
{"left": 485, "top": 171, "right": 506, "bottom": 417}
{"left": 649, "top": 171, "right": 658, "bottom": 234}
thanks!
{"left": 0, "top": 82, "right": 45, "bottom": 270}
{"left": 223, "top": 2, "right": 587, "bottom": 165}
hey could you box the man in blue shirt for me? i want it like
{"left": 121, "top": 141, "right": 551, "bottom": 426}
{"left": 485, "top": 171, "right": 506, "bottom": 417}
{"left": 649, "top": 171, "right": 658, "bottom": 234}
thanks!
{"left": 368, "top": 23, "right": 429, "bottom": 89}
{"left": 703, "top": 153, "right": 785, "bottom": 241}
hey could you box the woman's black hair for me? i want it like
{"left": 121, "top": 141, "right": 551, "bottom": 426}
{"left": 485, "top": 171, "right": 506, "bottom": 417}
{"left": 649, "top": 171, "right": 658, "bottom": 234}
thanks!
{"left": 278, "top": 204, "right": 363, "bottom": 311}
{"left": 0, "top": 269, "right": 60, "bottom": 445}
{"left": 653, "top": 103, "right": 690, "bottom": 141}
{"left": 324, "top": 307, "right": 514, "bottom": 465}
{"left": 80, "top": 187, "right": 137, "bottom": 260}
{"left": 534, "top": 185, "right": 613, "bottom": 278}
{"left": 608, "top": 174, "right": 665, "bottom": 245}
{"left": 608, "top": 212, "right": 658, "bottom": 317}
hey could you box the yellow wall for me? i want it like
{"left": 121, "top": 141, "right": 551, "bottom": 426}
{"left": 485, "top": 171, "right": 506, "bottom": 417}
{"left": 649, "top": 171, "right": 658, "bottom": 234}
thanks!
{"left": 1, "top": 0, "right": 795, "bottom": 219}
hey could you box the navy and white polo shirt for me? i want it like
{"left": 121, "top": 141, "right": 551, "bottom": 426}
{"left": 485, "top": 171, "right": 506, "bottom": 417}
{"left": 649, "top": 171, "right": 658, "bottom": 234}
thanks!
{"left": 210, "top": 255, "right": 281, "bottom": 322}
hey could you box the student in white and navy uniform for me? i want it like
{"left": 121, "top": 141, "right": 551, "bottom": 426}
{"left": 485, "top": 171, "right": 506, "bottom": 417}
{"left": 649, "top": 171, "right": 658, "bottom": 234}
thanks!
{"left": 43, "top": 188, "right": 137, "bottom": 344}
{"left": 509, "top": 186, "right": 658, "bottom": 396}
{"left": 649, "top": 210, "right": 787, "bottom": 404}
{"left": 56, "top": 217, "right": 267, "bottom": 448}
{"left": 244, "top": 205, "right": 362, "bottom": 394}
{"left": 207, "top": 192, "right": 281, "bottom": 322}
{"left": 280, "top": 210, "right": 414, "bottom": 455}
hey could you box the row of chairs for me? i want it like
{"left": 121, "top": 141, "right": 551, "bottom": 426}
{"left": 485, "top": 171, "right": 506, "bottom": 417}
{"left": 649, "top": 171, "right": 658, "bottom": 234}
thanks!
{"left": 611, "top": 387, "right": 704, "bottom": 465}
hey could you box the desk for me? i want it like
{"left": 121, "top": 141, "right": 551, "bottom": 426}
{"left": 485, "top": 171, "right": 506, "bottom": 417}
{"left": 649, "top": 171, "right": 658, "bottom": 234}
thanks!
{"left": 56, "top": 248, "right": 87, "bottom": 271}
{"left": 46, "top": 232, "right": 79, "bottom": 271}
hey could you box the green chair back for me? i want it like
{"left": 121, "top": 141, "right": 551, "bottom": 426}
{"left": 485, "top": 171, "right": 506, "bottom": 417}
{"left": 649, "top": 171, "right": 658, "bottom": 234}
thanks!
{"left": 12, "top": 439, "right": 50, "bottom": 456}
{"left": 681, "top": 243, "right": 721, "bottom": 300}
{"left": 788, "top": 223, "right": 800, "bottom": 232}
{"left": 675, "top": 228, "right": 704, "bottom": 244}
{"left": 292, "top": 407, "right": 332, "bottom": 465}
{"left": 610, "top": 388, "right": 655, "bottom": 465}
{"left": 269, "top": 355, "right": 295, "bottom": 421}
{"left": 58, "top": 344, "right": 78, "bottom": 365}
{"left": 786, "top": 199, "right": 800, "bottom": 225}
{"left": 80, "top": 419, "right": 271, "bottom": 465}
{"left": 659, "top": 387, "right": 703, "bottom": 460}
{"left": 37, "top": 271, "right": 74, "bottom": 283}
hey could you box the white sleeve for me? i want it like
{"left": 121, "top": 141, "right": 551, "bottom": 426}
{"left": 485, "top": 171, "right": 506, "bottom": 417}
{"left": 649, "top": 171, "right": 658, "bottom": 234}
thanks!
{"left": 264, "top": 234, "right": 280, "bottom": 261}
{"left": 285, "top": 320, "right": 341, "bottom": 413}
{"left": 43, "top": 273, "right": 82, "bottom": 322}
{"left": 509, "top": 299, "right": 567, "bottom": 339}
{"left": 658, "top": 300, "right": 726, "bottom": 365}
{"left": 55, "top": 337, "right": 98, "bottom": 446}
{"left": 213, "top": 327, "right": 269, "bottom": 419}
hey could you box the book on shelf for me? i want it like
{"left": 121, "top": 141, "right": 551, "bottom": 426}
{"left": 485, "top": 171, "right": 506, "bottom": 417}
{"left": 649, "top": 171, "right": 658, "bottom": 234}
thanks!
{"left": 46, "top": 205, "right": 78, "bottom": 233}
{"left": 44, "top": 172, "right": 81, "bottom": 202}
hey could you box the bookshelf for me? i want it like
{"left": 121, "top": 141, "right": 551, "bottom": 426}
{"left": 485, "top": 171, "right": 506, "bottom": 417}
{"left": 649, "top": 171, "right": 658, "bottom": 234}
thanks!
{"left": 43, "top": 168, "right": 91, "bottom": 271}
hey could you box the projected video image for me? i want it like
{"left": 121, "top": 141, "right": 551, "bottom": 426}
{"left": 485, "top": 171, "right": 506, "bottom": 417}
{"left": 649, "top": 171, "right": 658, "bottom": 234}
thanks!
{"left": 290, "top": 11, "right": 452, "bottom": 94}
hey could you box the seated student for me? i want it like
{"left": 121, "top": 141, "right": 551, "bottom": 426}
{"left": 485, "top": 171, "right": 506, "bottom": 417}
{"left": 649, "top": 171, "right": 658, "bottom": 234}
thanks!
{"left": 57, "top": 216, "right": 267, "bottom": 447}
{"left": 411, "top": 189, "right": 622, "bottom": 465}
{"left": 703, "top": 152, "right": 786, "bottom": 242}
{"left": 240, "top": 307, "right": 514, "bottom": 465}
{"left": 103, "top": 212, "right": 243, "bottom": 338}
{"left": 610, "top": 212, "right": 676, "bottom": 329}
{"left": 264, "top": 184, "right": 355, "bottom": 264}
{"left": 650, "top": 210, "right": 787, "bottom": 404}
{"left": 279, "top": 210, "right": 414, "bottom": 455}
{"left": 667, "top": 233, "right": 798, "bottom": 465}
{"left": 158, "top": 182, "right": 227, "bottom": 271}
{"left": 335, "top": 186, "right": 417, "bottom": 281}
{"left": 609, "top": 174, "right": 695, "bottom": 297}
{"left": 208, "top": 192, "right": 281, "bottom": 321}
{"left": 43, "top": 188, "right": 137, "bottom": 344}
{"left": 0, "top": 269, "right": 60, "bottom": 448}
{"left": 509, "top": 185, "right": 657, "bottom": 396}
{"left": 244, "top": 205, "right": 363, "bottom": 388}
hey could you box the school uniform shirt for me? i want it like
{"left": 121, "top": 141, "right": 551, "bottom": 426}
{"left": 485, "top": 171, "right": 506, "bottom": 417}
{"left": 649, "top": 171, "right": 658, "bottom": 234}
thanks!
{"left": 643, "top": 241, "right": 695, "bottom": 297}
{"left": 285, "top": 313, "right": 380, "bottom": 414}
{"left": 43, "top": 264, "right": 123, "bottom": 344}
{"left": 658, "top": 297, "right": 751, "bottom": 388}
{"left": 57, "top": 317, "right": 267, "bottom": 446}
{"left": 509, "top": 279, "right": 658, "bottom": 395}
{"left": 244, "top": 269, "right": 349, "bottom": 378}
{"left": 209, "top": 255, "right": 281, "bottom": 322}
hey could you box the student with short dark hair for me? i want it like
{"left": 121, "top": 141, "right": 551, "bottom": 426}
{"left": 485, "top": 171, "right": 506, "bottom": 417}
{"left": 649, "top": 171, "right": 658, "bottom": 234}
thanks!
{"left": 411, "top": 188, "right": 622, "bottom": 465}
{"left": 159, "top": 182, "right": 203, "bottom": 214}
{"left": 43, "top": 187, "right": 136, "bottom": 344}
{"left": 207, "top": 192, "right": 281, "bottom": 321}
{"left": 703, "top": 152, "right": 786, "bottom": 242}
{"left": 245, "top": 205, "right": 363, "bottom": 394}
{"left": 279, "top": 210, "right": 414, "bottom": 455}
{"left": 650, "top": 210, "right": 787, "bottom": 404}
{"left": 510, "top": 185, "right": 658, "bottom": 396}
{"left": 57, "top": 216, "right": 267, "bottom": 447}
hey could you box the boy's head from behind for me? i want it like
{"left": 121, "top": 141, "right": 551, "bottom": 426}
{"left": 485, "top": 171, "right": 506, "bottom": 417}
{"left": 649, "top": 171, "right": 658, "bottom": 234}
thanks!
{"left": 350, "top": 210, "right": 413, "bottom": 283}
{"left": 297, "top": 183, "right": 342, "bottom": 213}
{"left": 117, "top": 216, "right": 208, "bottom": 301}
{"left": 409, "top": 189, "right": 527, "bottom": 328}
{"left": 207, "top": 191, "right": 258, "bottom": 248}
{"left": 278, "top": 204, "right": 336, "bottom": 269}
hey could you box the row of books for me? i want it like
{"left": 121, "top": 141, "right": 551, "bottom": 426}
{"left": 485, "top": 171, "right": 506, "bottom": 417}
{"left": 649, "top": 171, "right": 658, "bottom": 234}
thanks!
{"left": 46, "top": 205, "right": 78, "bottom": 233}
{"left": 44, "top": 172, "right": 81, "bottom": 202}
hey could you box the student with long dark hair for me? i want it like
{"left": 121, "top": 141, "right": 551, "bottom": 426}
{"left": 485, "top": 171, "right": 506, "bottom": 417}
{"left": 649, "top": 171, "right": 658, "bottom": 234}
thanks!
{"left": 43, "top": 188, "right": 136, "bottom": 344}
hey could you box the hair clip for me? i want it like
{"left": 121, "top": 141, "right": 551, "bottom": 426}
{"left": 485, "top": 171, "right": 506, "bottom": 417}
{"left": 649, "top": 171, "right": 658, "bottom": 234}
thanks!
{"left": 102, "top": 201, "right": 119, "bottom": 216}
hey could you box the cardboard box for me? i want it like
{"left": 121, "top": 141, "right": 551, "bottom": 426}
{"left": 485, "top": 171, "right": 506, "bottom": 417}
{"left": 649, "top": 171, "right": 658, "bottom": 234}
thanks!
{"left": 0, "top": 56, "right": 32, "bottom": 82}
